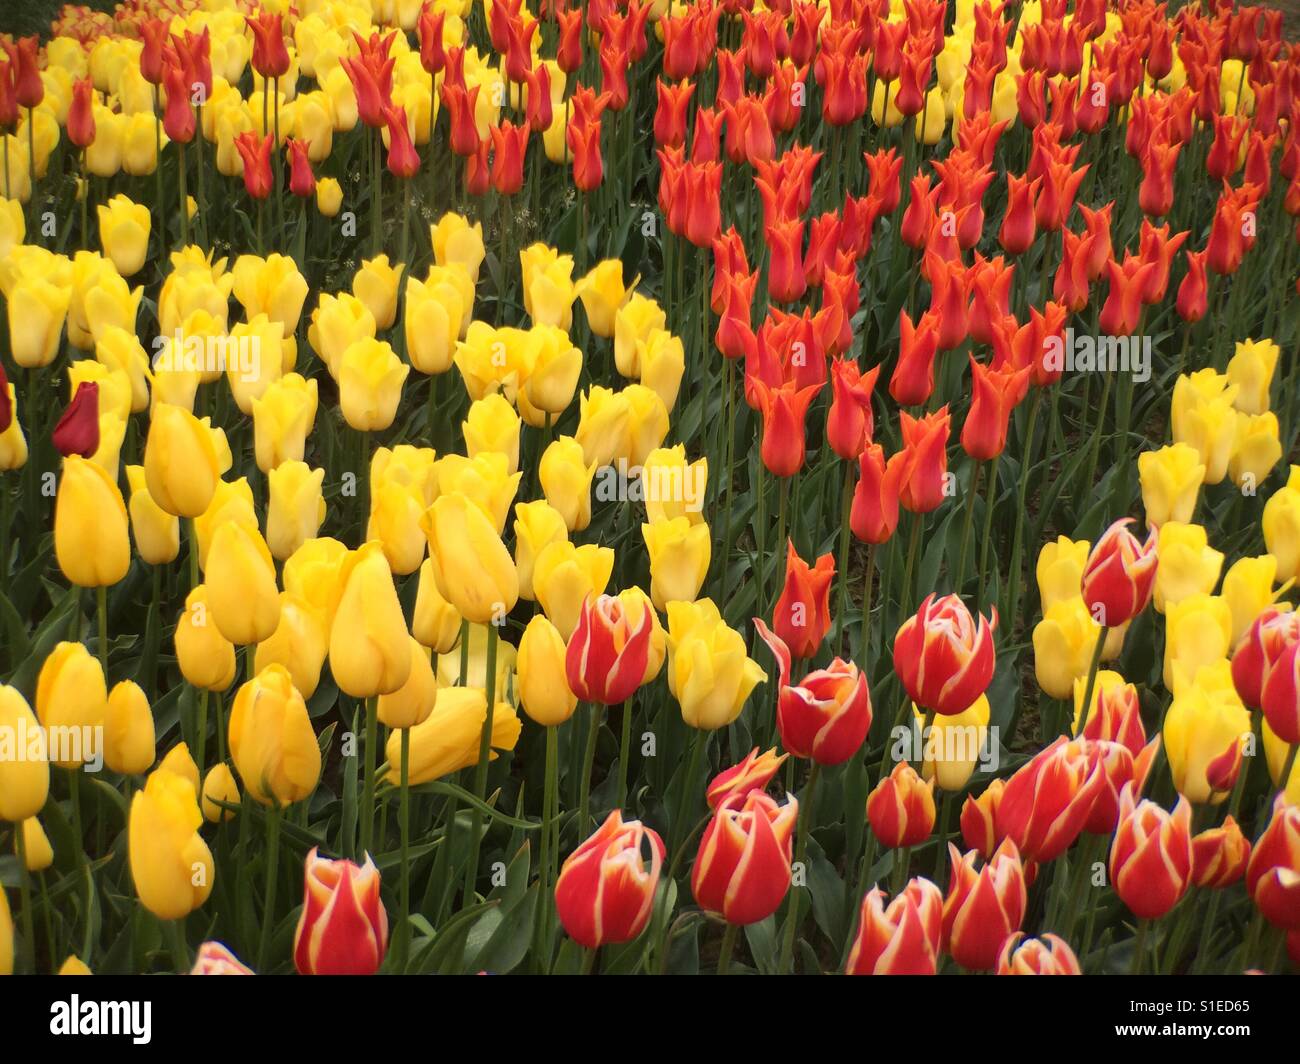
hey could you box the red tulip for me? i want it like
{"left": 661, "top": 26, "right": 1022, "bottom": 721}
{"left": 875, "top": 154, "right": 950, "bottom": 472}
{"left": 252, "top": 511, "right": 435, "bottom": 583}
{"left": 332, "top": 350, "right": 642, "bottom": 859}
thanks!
{"left": 235, "top": 131, "right": 274, "bottom": 199}
{"left": 489, "top": 121, "right": 528, "bottom": 195}
{"left": 161, "top": 61, "right": 196, "bottom": 144}
{"left": 999, "top": 172, "right": 1039, "bottom": 255}
{"left": 845, "top": 878, "right": 943, "bottom": 975}
{"left": 997, "top": 736, "right": 1106, "bottom": 863}
{"left": 692, "top": 790, "right": 798, "bottom": 925}
{"left": 293, "top": 848, "right": 388, "bottom": 975}
{"left": 1231, "top": 604, "right": 1300, "bottom": 710}
{"left": 1080, "top": 517, "right": 1158, "bottom": 629}
{"left": 417, "top": 6, "right": 448, "bottom": 75}
{"left": 770, "top": 540, "right": 834, "bottom": 659}
{"left": 564, "top": 593, "right": 652, "bottom": 706}
{"left": 706, "top": 747, "right": 787, "bottom": 811}
{"left": 889, "top": 309, "right": 941, "bottom": 408}
{"left": 1245, "top": 796, "right": 1300, "bottom": 930}
{"left": 867, "top": 762, "right": 936, "bottom": 849}
{"left": 896, "top": 406, "right": 951, "bottom": 514}
{"left": 654, "top": 79, "right": 694, "bottom": 148}
{"left": 68, "top": 77, "right": 95, "bottom": 150}
{"left": 942, "top": 838, "right": 1027, "bottom": 971}
{"left": 0, "top": 363, "right": 11, "bottom": 433}
{"left": 960, "top": 778, "right": 1005, "bottom": 860}
{"left": 246, "top": 12, "right": 290, "bottom": 80}
{"left": 555, "top": 811, "right": 664, "bottom": 949}
{"left": 383, "top": 105, "right": 421, "bottom": 179}
{"left": 1176, "top": 248, "right": 1210, "bottom": 323}
{"left": 961, "top": 356, "right": 1030, "bottom": 461}
{"left": 995, "top": 933, "right": 1081, "bottom": 975}
{"left": 7, "top": 37, "right": 42, "bottom": 110}
{"left": 752, "top": 378, "right": 820, "bottom": 478}
{"left": 53, "top": 382, "right": 99, "bottom": 459}
{"left": 827, "top": 358, "right": 880, "bottom": 460}
{"left": 286, "top": 138, "right": 315, "bottom": 197}
{"left": 1192, "top": 815, "right": 1251, "bottom": 889}
{"left": 894, "top": 593, "right": 998, "bottom": 718}
{"left": 1109, "top": 785, "right": 1193, "bottom": 920}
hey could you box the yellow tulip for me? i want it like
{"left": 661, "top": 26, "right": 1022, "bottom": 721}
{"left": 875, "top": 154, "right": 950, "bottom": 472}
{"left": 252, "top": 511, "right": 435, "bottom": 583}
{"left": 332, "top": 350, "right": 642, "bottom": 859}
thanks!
{"left": 436, "top": 451, "right": 521, "bottom": 533}
{"left": 915, "top": 87, "right": 948, "bottom": 143}
{"left": 1263, "top": 466, "right": 1300, "bottom": 584}
{"left": 643, "top": 516, "right": 712, "bottom": 611}
{"left": 15, "top": 818, "right": 53, "bottom": 872}
{"left": 267, "top": 461, "right": 326, "bottom": 561}
{"left": 0, "top": 686, "right": 49, "bottom": 822}
{"left": 283, "top": 536, "right": 350, "bottom": 628}
{"left": 517, "top": 615, "right": 577, "bottom": 726}
{"left": 338, "top": 338, "right": 409, "bottom": 431}
{"left": 206, "top": 521, "right": 281, "bottom": 645}
{"left": 454, "top": 321, "right": 529, "bottom": 402}
{"left": 1228, "top": 410, "right": 1282, "bottom": 490}
{"left": 252, "top": 372, "right": 318, "bottom": 472}
{"left": 404, "top": 273, "right": 464, "bottom": 375}
{"left": 377, "top": 637, "right": 439, "bottom": 730}
{"left": 54, "top": 456, "right": 130, "bottom": 588}
{"left": 329, "top": 542, "right": 414, "bottom": 697}
{"left": 622, "top": 384, "right": 671, "bottom": 467}
{"left": 520, "top": 243, "right": 576, "bottom": 329}
{"left": 422, "top": 492, "right": 519, "bottom": 624}
{"left": 143, "top": 404, "right": 221, "bottom": 517}
{"left": 316, "top": 176, "right": 343, "bottom": 216}
{"left": 1171, "top": 369, "right": 1239, "bottom": 484}
{"left": 542, "top": 107, "right": 570, "bottom": 163}
{"left": 8, "top": 275, "right": 69, "bottom": 368}
{"left": 428, "top": 263, "right": 475, "bottom": 338}
{"left": 638, "top": 328, "right": 686, "bottom": 412}
{"left": 384, "top": 686, "right": 521, "bottom": 786}
{"left": 367, "top": 445, "right": 438, "bottom": 576}
{"left": 1032, "top": 596, "right": 1102, "bottom": 700}
{"left": 539, "top": 435, "right": 597, "bottom": 533}
{"left": 666, "top": 599, "right": 766, "bottom": 730}
{"left": 82, "top": 269, "right": 144, "bottom": 348}
{"left": 1226, "top": 337, "right": 1279, "bottom": 415}
{"left": 1035, "top": 536, "right": 1090, "bottom": 612}
{"left": 57, "top": 954, "right": 91, "bottom": 975}
{"left": 915, "top": 694, "right": 990, "bottom": 791}
{"left": 575, "top": 385, "right": 631, "bottom": 468}
{"left": 431, "top": 212, "right": 486, "bottom": 283}
{"left": 128, "top": 767, "right": 214, "bottom": 919}
{"left": 1163, "top": 593, "right": 1233, "bottom": 692}
{"left": 1221, "top": 555, "right": 1282, "bottom": 647}
{"left": 437, "top": 621, "right": 519, "bottom": 692}
{"left": 412, "top": 558, "right": 463, "bottom": 653}
{"left": 513, "top": 499, "right": 570, "bottom": 602}
{"left": 254, "top": 592, "right": 329, "bottom": 700}
{"left": 613, "top": 293, "right": 666, "bottom": 378}
{"left": 642, "top": 445, "right": 707, "bottom": 524}
{"left": 534, "top": 540, "right": 615, "bottom": 640}
{"left": 1138, "top": 442, "right": 1205, "bottom": 528}
{"left": 201, "top": 763, "right": 240, "bottom": 824}
{"left": 575, "top": 259, "right": 631, "bottom": 338}
{"left": 0, "top": 885, "right": 10, "bottom": 974}
{"left": 121, "top": 111, "right": 161, "bottom": 175}
{"left": 95, "top": 326, "right": 150, "bottom": 412}
{"left": 0, "top": 384, "right": 26, "bottom": 471}
{"left": 1163, "top": 661, "right": 1251, "bottom": 804}
{"left": 175, "top": 586, "right": 238, "bottom": 693}
{"left": 96, "top": 193, "right": 150, "bottom": 277}
{"left": 292, "top": 90, "right": 335, "bottom": 160}
{"left": 520, "top": 323, "right": 582, "bottom": 421}
{"left": 352, "top": 254, "right": 405, "bottom": 330}
{"left": 464, "top": 393, "right": 521, "bottom": 474}
{"left": 228, "top": 664, "right": 321, "bottom": 806}
{"left": 104, "top": 680, "right": 155, "bottom": 776}
{"left": 194, "top": 477, "right": 255, "bottom": 571}
{"left": 309, "top": 292, "right": 376, "bottom": 377}
{"left": 224, "top": 315, "right": 286, "bottom": 413}
{"left": 1153, "top": 522, "right": 1223, "bottom": 613}
{"left": 158, "top": 739, "right": 201, "bottom": 800}
{"left": 0, "top": 196, "right": 23, "bottom": 261}
{"left": 35, "top": 642, "right": 107, "bottom": 770}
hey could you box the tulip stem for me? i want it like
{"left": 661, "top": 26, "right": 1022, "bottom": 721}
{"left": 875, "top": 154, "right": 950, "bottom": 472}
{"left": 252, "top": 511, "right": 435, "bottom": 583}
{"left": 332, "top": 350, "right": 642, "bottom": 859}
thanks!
{"left": 14, "top": 823, "right": 35, "bottom": 973}
{"left": 975, "top": 453, "right": 1001, "bottom": 611}
{"left": 1072, "top": 627, "right": 1109, "bottom": 738}
{"left": 954, "top": 461, "right": 981, "bottom": 597}
{"left": 258, "top": 804, "right": 281, "bottom": 972}
{"left": 397, "top": 725, "right": 411, "bottom": 972}
{"left": 360, "top": 696, "right": 378, "bottom": 858}
{"left": 535, "top": 724, "right": 558, "bottom": 972}
{"left": 1003, "top": 389, "right": 1042, "bottom": 638}
{"left": 616, "top": 697, "right": 632, "bottom": 810}
{"left": 717, "top": 921, "right": 739, "bottom": 975}
{"left": 834, "top": 461, "right": 854, "bottom": 656}
{"left": 464, "top": 622, "right": 500, "bottom": 903}
{"left": 577, "top": 702, "right": 600, "bottom": 836}
{"left": 96, "top": 585, "right": 108, "bottom": 679}
{"left": 167, "top": 919, "right": 189, "bottom": 975}
{"left": 195, "top": 688, "right": 208, "bottom": 778}
{"left": 178, "top": 140, "right": 189, "bottom": 247}
{"left": 1129, "top": 917, "right": 1150, "bottom": 975}
{"left": 857, "top": 543, "right": 876, "bottom": 663}
{"left": 671, "top": 728, "right": 705, "bottom": 856}
{"left": 1277, "top": 742, "right": 1299, "bottom": 802}
{"left": 187, "top": 518, "right": 200, "bottom": 593}
{"left": 777, "top": 761, "right": 820, "bottom": 973}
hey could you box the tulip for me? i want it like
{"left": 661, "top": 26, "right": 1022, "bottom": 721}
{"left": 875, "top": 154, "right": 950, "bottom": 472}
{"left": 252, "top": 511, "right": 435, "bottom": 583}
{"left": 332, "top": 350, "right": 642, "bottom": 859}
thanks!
{"left": 232, "top": 254, "right": 310, "bottom": 335}
{"left": 206, "top": 521, "right": 281, "bottom": 645}
{"left": 915, "top": 695, "right": 991, "bottom": 792}
{"left": 96, "top": 194, "right": 150, "bottom": 277}
{"left": 128, "top": 767, "right": 214, "bottom": 921}
{"left": 537, "top": 438, "right": 596, "bottom": 535}
{"left": 431, "top": 213, "right": 486, "bottom": 283}
{"left": 0, "top": 382, "right": 27, "bottom": 471}
{"left": 13, "top": 817, "right": 51, "bottom": 872}
{"left": 1222, "top": 556, "right": 1282, "bottom": 649}
{"left": 1245, "top": 797, "right": 1300, "bottom": 930}
{"left": 1172, "top": 370, "right": 1239, "bottom": 485}
{"left": 845, "top": 878, "right": 944, "bottom": 975}
{"left": 228, "top": 665, "right": 321, "bottom": 808}
{"left": 1138, "top": 443, "right": 1206, "bottom": 528}
{"left": 576, "top": 260, "right": 631, "bottom": 339}
{"left": 404, "top": 274, "right": 464, "bottom": 376}
{"left": 997, "top": 736, "right": 1106, "bottom": 863}
{"left": 1081, "top": 517, "right": 1158, "bottom": 629}
{"left": 555, "top": 811, "right": 665, "bottom": 949}
{"left": 706, "top": 748, "right": 787, "bottom": 810}
{"left": 54, "top": 455, "right": 129, "bottom": 589}
{"left": 1261, "top": 637, "right": 1300, "bottom": 745}
{"left": 411, "top": 559, "right": 462, "bottom": 655}
{"left": 1071, "top": 670, "right": 1146, "bottom": 756}
{"left": 0, "top": 686, "right": 48, "bottom": 822}
{"left": 771, "top": 540, "right": 835, "bottom": 659}
{"left": 942, "top": 838, "right": 1028, "bottom": 971}
{"left": 254, "top": 594, "right": 329, "bottom": 701}
{"left": 201, "top": 764, "right": 240, "bottom": 825}
{"left": 316, "top": 177, "right": 343, "bottom": 216}
{"left": 1153, "top": 522, "right": 1224, "bottom": 613}
{"left": 293, "top": 849, "right": 388, "bottom": 975}
{"left": 851, "top": 444, "right": 906, "bottom": 544}
{"left": 1192, "top": 816, "right": 1251, "bottom": 888}
{"left": 518, "top": 615, "right": 578, "bottom": 727}
{"left": 376, "top": 638, "right": 438, "bottom": 732}
{"left": 103, "top": 680, "right": 154, "bottom": 776}
{"left": 338, "top": 338, "right": 408, "bottom": 432}
{"left": 190, "top": 941, "right": 253, "bottom": 975}
{"left": 267, "top": 461, "right": 326, "bottom": 561}
{"left": 995, "top": 933, "right": 1081, "bottom": 975}
{"left": 894, "top": 594, "right": 997, "bottom": 717}
{"left": 1263, "top": 466, "right": 1300, "bottom": 583}
{"left": 367, "top": 445, "right": 438, "bottom": 576}
{"left": 329, "top": 542, "right": 413, "bottom": 698}
{"left": 642, "top": 517, "right": 711, "bottom": 611}
{"left": 1164, "top": 595, "right": 1234, "bottom": 693}
{"left": 896, "top": 406, "right": 951, "bottom": 513}
{"left": 175, "top": 586, "right": 238, "bottom": 693}
{"left": 667, "top": 599, "right": 767, "bottom": 730}
{"left": 123, "top": 465, "right": 179, "bottom": 565}
{"left": 692, "top": 790, "right": 799, "bottom": 925}
{"left": 384, "top": 686, "right": 522, "bottom": 785}
{"left": 1227, "top": 338, "right": 1279, "bottom": 416}
{"left": 52, "top": 381, "right": 100, "bottom": 460}
{"left": 8, "top": 275, "right": 70, "bottom": 368}
{"left": 309, "top": 293, "right": 377, "bottom": 377}
{"left": 960, "top": 779, "right": 1005, "bottom": 861}
{"left": 144, "top": 404, "right": 221, "bottom": 518}
{"left": 234, "top": 131, "right": 273, "bottom": 198}
{"left": 522, "top": 325, "right": 583, "bottom": 418}
{"left": 422, "top": 493, "right": 519, "bottom": 625}
{"left": 867, "top": 762, "right": 936, "bottom": 849}
{"left": 1110, "top": 786, "right": 1193, "bottom": 920}
{"left": 35, "top": 642, "right": 106, "bottom": 770}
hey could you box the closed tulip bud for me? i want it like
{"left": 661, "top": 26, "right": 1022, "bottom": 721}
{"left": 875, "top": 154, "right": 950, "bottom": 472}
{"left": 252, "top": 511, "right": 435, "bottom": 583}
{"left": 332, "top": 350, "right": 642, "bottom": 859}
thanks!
{"left": 522, "top": 324, "right": 583, "bottom": 420}
{"left": 95, "top": 193, "right": 149, "bottom": 277}
{"left": 228, "top": 664, "right": 321, "bottom": 807}
{"left": 254, "top": 593, "right": 328, "bottom": 700}
{"left": 0, "top": 383, "right": 27, "bottom": 471}
{"left": 613, "top": 293, "right": 667, "bottom": 378}
{"left": 1245, "top": 796, "right": 1300, "bottom": 930}
{"left": 1227, "top": 584, "right": 1291, "bottom": 704}
{"left": 206, "top": 521, "right": 281, "bottom": 646}
{"left": 1192, "top": 815, "right": 1250, "bottom": 888}
{"left": 431, "top": 212, "right": 486, "bottom": 284}
{"left": 867, "top": 762, "right": 937, "bottom": 848}
{"left": 772, "top": 540, "right": 835, "bottom": 659}
{"left": 1226, "top": 338, "right": 1279, "bottom": 415}
{"left": 1172, "top": 370, "right": 1239, "bottom": 485}
{"left": 175, "top": 586, "right": 238, "bottom": 692}
{"left": 192, "top": 761, "right": 237, "bottom": 824}
{"left": 103, "top": 680, "right": 154, "bottom": 776}
{"left": 8, "top": 275, "right": 70, "bottom": 368}
{"left": 916, "top": 694, "right": 991, "bottom": 791}
{"left": 942, "top": 838, "right": 1028, "bottom": 971}
{"left": 14, "top": 816, "right": 50, "bottom": 872}
{"left": 1110, "top": 786, "right": 1193, "bottom": 919}
{"left": 642, "top": 517, "right": 710, "bottom": 611}
{"left": 1036, "top": 536, "right": 1091, "bottom": 612}
{"left": 128, "top": 767, "right": 214, "bottom": 920}
{"left": 576, "top": 260, "right": 631, "bottom": 338}
{"left": 535, "top": 542, "right": 615, "bottom": 641}
{"left": 463, "top": 393, "right": 520, "bottom": 475}
{"left": 894, "top": 593, "right": 997, "bottom": 716}
{"left": 251, "top": 374, "right": 317, "bottom": 473}
{"left": 1081, "top": 517, "right": 1158, "bottom": 629}
{"left": 1153, "top": 522, "right": 1224, "bottom": 613}
{"left": 995, "top": 933, "right": 1081, "bottom": 975}
{"left": 667, "top": 599, "right": 767, "bottom": 730}
{"left": 706, "top": 747, "right": 787, "bottom": 810}
{"left": 1071, "top": 670, "right": 1146, "bottom": 756}
{"left": 190, "top": 941, "right": 253, "bottom": 974}
{"left": 122, "top": 465, "right": 178, "bottom": 565}
{"left": 637, "top": 328, "right": 686, "bottom": 413}
{"left": 338, "top": 338, "right": 408, "bottom": 432}
{"left": 36, "top": 642, "right": 106, "bottom": 769}
{"left": 1139, "top": 443, "right": 1205, "bottom": 528}
{"left": 309, "top": 293, "right": 376, "bottom": 378}
{"left": 372, "top": 637, "right": 436, "bottom": 731}
{"left": 53, "top": 455, "right": 129, "bottom": 588}
{"left": 755, "top": 620, "right": 872, "bottom": 765}
{"left": 385, "top": 685, "right": 522, "bottom": 785}
{"left": 555, "top": 811, "right": 665, "bottom": 949}
{"left": 422, "top": 493, "right": 519, "bottom": 625}
{"left": 52, "top": 382, "right": 100, "bottom": 459}
{"left": 144, "top": 404, "right": 221, "bottom": 517}
{"left": 265, "top": 461, "right": 325, "bottom": 562}
{"left": 998, "top": 736, "right": 1106, "bottom": 863}
{"left": 316, "top": 176, "right": 343, "bottom": 217}
{"left": 0, "top": 685, "right": 48, "bottom": 822}
{"left": 1164, "top": 595, "right": 1234, "bottom": 693}
{"left": 845, "top": 878, "right": 944, "bottom": 975}
{"left": 693, "top": 790, "right": 799, "bottom": 925}
{"left": 518, "top": 615, "right": 578, "bottom": 727}
{"left": 622, "top": 384, "right": 670, "bottom": 468}
{"left": 960, "top": 778, "right": 1005, "bottom": 860}
{"left": 329, "top": 542, "right": 413, "bottom": 698}
{"left": 404, "top": 274, "right": 464, "bottom": 376}
{"left": 1263, "top": 466, "right": 1300, "bottom": 584}
{"left": 293, "top": 848, "right": 388, "bottom": 975}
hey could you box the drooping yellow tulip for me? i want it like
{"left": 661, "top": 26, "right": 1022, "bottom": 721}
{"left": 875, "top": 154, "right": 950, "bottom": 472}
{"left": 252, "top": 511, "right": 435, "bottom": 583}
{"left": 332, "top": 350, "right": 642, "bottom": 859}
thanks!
{"left": 383, "top": 686, "right": 521, "bottom": 786}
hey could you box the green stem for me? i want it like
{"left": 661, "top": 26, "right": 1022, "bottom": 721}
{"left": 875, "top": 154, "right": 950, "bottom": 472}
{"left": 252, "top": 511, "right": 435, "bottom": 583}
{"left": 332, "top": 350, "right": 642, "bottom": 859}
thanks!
{"left": 14, "top": 823, "right": 36, "bottom": 973}
{"left": 717, "top": 921, "right": 739, "bottom": 975}
{"left": 360, "top": 696, "right": 378, "bottom": 856}
{"left": 463, "top": 621, "right": 500, "bottom": 901}
{"left": 396, "top": 726, "right": 411, "bottom": 972}
{"left": 777, "top": 762, "right": 820, "bottom": 973}
{"left": 576, "top": 701, "right": 600, "bottom": 836}
{"left": 616, "top": 697, "right": 633, "bottom": 809}
{"left": 257, "top": 805, "right": 281, "bottom": 972}
{"left": 1073, "top": 626, "right": 1110, "bottom": 738}
{"left": 96, "top": 585, "right": 108, "bottom": 679}
{"left": 167, "top": 919, "right": 190, "bottom": 974}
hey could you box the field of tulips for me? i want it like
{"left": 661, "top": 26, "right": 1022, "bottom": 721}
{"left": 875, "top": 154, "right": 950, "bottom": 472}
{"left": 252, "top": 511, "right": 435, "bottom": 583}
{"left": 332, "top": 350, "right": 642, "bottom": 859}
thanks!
{"left": 0, "top": 0, "right": 1297, "bottom": 984}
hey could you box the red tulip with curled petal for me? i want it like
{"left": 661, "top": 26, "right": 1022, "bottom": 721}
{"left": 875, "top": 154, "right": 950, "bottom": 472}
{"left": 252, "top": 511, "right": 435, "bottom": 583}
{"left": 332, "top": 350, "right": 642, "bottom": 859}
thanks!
{"left": 555, "top": 811, "right": 664, "bottom": 949}
{"left": 692, "top": 790, "right": 798, "bottom": 925}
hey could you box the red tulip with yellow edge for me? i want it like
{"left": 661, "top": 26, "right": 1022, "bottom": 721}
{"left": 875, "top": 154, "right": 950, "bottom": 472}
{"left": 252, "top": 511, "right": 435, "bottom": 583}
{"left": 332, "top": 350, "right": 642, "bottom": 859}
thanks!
{"left": 564, "top": 593, "right": 652, "bottom": 706}
{"left": 1080, "top": 517, "right": 1158, "bottom": 629}
{"left": 554, "top": 811, "right": 665, "bottom": 950}
{"left": 997, "top": 736, "right": 1106, "bottom": 864}
{"left": 995, "top": 933, "right": 1081, "bottom": 975}
{"left": 1192, "top": 816, "right": 1251, "bottom": 889}
{"left": 706, "top": 747, "right": 787, "bottom": 810}
{"left": 866, "top": 762, "right": 936, "bottom": 849}
{"left": 893, "top": 593, "right": 997, "bottom": 717}
{"left": 1245, "top": 796, "right": 1300, "bottom": 931}
{"left": 1109, "top": 785, "right": 1193, "bottom": 920}
{"left": 293, "top": 848, "right": 388, "bottom": 975}
{"left": 844, "top": 878, "right": 943, "bottom": 976}
{"left": 941, "top": 838, "right": 1028, "bottom": 972}
{"left": 692, "top": 790, "right": 798, "bottom": 926}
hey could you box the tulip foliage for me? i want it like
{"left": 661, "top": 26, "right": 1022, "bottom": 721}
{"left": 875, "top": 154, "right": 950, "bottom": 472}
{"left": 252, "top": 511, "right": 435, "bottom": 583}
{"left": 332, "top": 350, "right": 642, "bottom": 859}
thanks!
{"left": 2, "top": 0, "right": 1300, "bottom": 981}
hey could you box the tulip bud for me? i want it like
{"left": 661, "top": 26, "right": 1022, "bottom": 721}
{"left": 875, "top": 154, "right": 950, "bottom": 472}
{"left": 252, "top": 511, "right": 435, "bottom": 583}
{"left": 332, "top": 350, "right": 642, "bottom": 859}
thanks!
{"left": 422, "top": 493, "right": 519, "bottom": 625}
{"left": 692, "top": 791, "right": 799, "bottom": 925}
{"left": 894, "top": 593, "right": 997, "bottom": 716}
{"left": 942, "top": 838, "right": 1028, "bottom": 971}
{"left": 518, "top": 615, "right": 578, "bottom": 727}
{"left": 555, "top": 811, "right": 665, "bottom": 949}
{"left": 327, "top": 542, "right": 412, "bottom": 698}
{"left": 960, "top": 778, "right": 1005, "bottom": 860}
{"left": 706, "top": 747, "right": 787, "bottom": 810}
{"left": 997, "top": 736, "right": 1106, "bottom": 863}
{"left": 1081, "top": 517, "right": 1158, "bottom": 628}
{"left": 376, "top": 637, "right": 438, "bottom": 731}
{"left": 995, "top": 933, "right": 1082, "bottom": 975}
{"left": 15, "top": 817, "right": 53, "bottom": 871}
{"left": 144, "top": 404, "right": 221, "bottom": 517}
{"left": 175, "top": 585, "right": 238, "bottom": 693}
{"left": 190, "top": 941, "right": 253, "bottom": 975}
{"left": 1192, "top": 815, "right": 1251, "bottom": 888}
{"left": 228, "top": 665, "right": 321, "bottom": 807}
{"left": 36, "top": 642, "right": 107, "bottom": 769}
{"left": 412, "top": 559, "right": 462, "bottom": 654}
{"left": 293, "top": 848, "right": 388, "bottom": 975}
{"left": 1109, "top": 786, "right": 1193, "bottom": 920}
{"left": 128, "top": 767, "right": 215, "bottom": 920}
{"left": 54, "top": 454, "right": 130, "bottom": 588}
{"left": 845, "top": 878, "right": 943, "bottom": 975}
{"left": 201, "top": 764, "right": 240, "bottom": 824}
{"left": 206, "top": 521, "right": 281, "bottom": 645}
{"left": 566, "top": 593, "right": 653, "bottom": 706}
{"left": 771, "top": 540, "right": 835, "bottom": 659}
{"left": 867, "top": 762, "right": 937, "bottom": 849}
{"left": 104, "top": 680, "right": 155, "bottom": 776}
